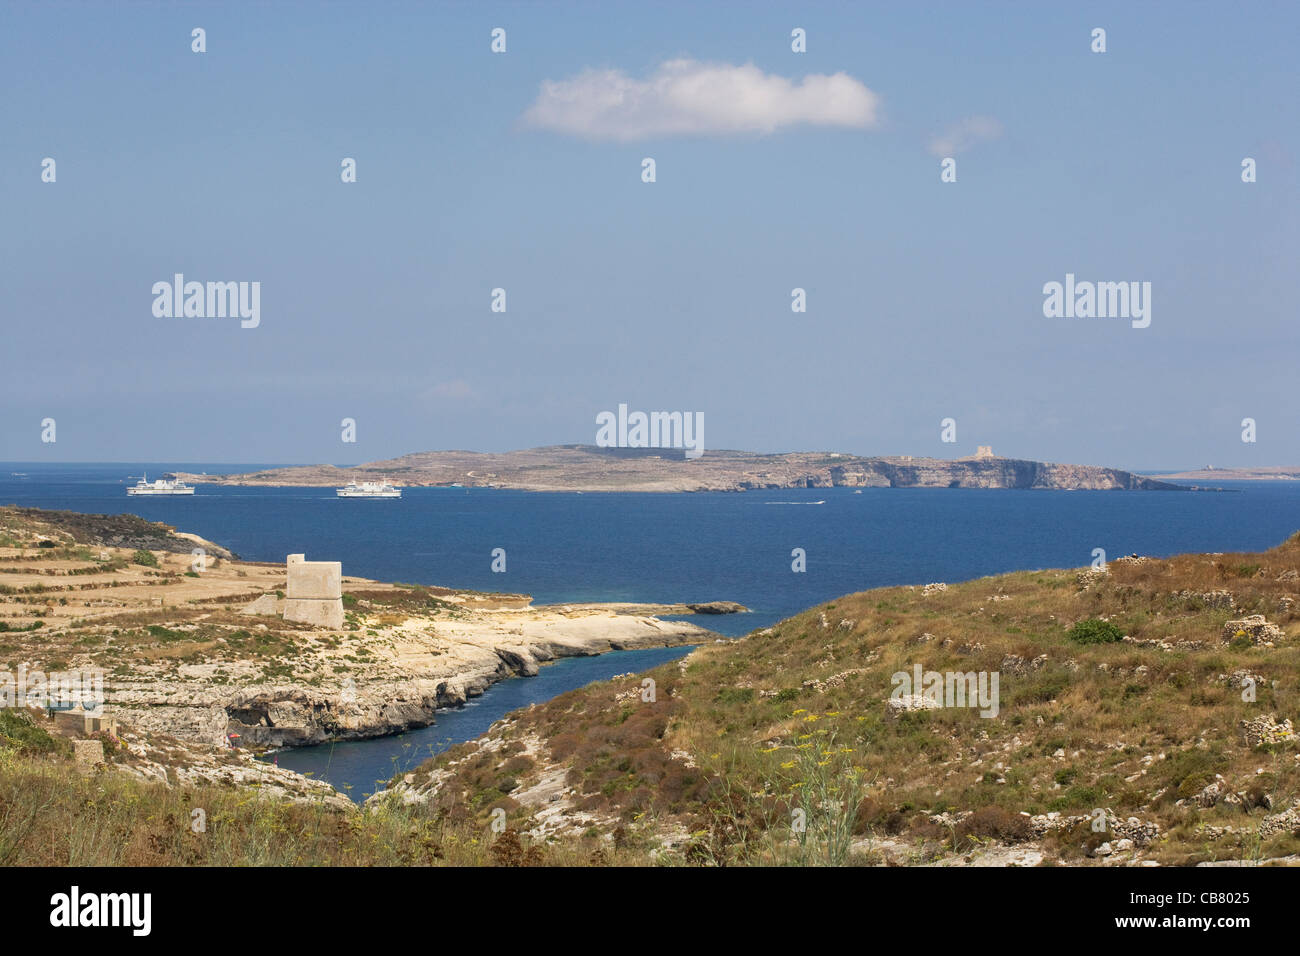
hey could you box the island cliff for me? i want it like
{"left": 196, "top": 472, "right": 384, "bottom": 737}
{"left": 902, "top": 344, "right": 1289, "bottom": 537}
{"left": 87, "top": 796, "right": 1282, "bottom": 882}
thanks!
{"left": 185, "top": 446, "right": 1186, "bottom": 493}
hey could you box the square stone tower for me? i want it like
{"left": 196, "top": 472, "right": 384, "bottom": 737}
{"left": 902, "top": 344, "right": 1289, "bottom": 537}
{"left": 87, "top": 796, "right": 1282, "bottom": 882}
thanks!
{"left": 283, "top": 553, "right": 344, "bottom": 629}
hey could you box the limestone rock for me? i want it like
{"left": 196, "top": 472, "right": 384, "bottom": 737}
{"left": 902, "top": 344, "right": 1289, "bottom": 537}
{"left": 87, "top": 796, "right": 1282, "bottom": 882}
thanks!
{"left": 1174, "top": 589, "right": 1236, "bottom": 609}
{"left": 73, "top": 738, "right": 105, "bottom": 772}
{"left": 1259, "top": 801, "right": 1300, "bottom": 838}
{"left": 1240, "top": 714, "right": 1295, "bottom": 747}
{"left": 1076, "top": 567, "right": 1108, "bottom": 590}
{"left": 684, "top": 601, "right": 747, "bottom": 615}
{"left": 1222, "top": 615, "right": 1284, "bottom": 646}
{"left": 886, "top": 694, "right": 940, "bottom": 717}
{"left": 241, "top": 593, "right": 279, "bottom": 616}
{"left": 1216, "top": 669, "right": 1265, "bottom": 690}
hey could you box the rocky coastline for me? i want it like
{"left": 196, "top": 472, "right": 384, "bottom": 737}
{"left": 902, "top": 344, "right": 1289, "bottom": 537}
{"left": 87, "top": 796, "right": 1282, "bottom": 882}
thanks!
{"left": 0, "top": 506, "right": 738, "bottom": 755}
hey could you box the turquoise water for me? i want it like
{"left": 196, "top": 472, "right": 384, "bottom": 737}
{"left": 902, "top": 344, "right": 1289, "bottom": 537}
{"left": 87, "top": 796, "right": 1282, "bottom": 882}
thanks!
{"left": 5, "top": 463, "right": 1299, "bottom": 798}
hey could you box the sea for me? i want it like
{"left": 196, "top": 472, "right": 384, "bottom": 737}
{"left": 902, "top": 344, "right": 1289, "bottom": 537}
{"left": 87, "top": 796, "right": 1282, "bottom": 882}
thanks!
{"left": 4, "top": 462, "right": 1298, "bottom": 799}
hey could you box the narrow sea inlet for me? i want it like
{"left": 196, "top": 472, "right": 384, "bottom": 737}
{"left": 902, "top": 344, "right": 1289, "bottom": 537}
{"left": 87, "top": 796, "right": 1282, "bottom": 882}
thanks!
{"left": 268, "top": 645, "right": 695, "bottom": 801}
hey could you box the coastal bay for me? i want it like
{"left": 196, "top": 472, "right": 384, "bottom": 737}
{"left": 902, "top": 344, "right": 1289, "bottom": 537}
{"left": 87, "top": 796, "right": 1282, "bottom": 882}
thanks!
{"left": 0, "top": 505, "right": 732, "bottom": 760}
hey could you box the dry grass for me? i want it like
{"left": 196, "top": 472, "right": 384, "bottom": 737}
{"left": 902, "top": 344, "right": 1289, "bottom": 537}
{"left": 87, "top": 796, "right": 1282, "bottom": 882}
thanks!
{"left": 0, "top": 712, "right": 643, "bottom": 867}
{"left": 400, "top": 532, "right": 1300, "bottom": 865}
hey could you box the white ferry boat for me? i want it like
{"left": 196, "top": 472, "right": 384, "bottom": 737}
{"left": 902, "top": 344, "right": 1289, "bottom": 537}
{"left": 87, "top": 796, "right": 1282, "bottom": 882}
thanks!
{"left": 336, "top": 478, "right": 401, "bottom": 498}
{"left": 126, "top": 473, "right": 195, "bottom": 496}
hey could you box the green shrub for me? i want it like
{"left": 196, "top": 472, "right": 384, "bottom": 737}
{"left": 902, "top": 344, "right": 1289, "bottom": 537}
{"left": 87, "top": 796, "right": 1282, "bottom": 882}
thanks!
{"left": 1068, "top": 618, "right": 1123, "bottom": 645}
{"left": 1162, "top": 748, "right": 1228, "bottom": 802}
{"left": 0, "top": 710, "right": 67, "bottom": 755}
{"left": 132, "top": 549, "right": 159, "bottom": 568}
{"left": 714, "top": 687, "right": 755, "bottom": 705}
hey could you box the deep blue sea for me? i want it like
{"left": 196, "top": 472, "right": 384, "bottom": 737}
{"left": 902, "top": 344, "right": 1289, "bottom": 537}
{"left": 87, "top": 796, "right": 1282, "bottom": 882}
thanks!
{"left": 6, "top": 462, "right": 1299, "bottom": 798}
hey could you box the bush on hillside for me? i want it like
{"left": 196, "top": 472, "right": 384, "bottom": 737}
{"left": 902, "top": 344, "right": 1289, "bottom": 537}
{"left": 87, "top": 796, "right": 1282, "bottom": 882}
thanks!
{"left": 1068, "top": 618, "right": 1123, "bottom": 645}
{"left": 0, "top": 710, "right": 68, "bottom": 755}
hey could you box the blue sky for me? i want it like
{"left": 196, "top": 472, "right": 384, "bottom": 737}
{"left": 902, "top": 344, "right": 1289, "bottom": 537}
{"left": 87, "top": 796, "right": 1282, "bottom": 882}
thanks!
{"left": 2, "top": 1, "right": 1296, "bottom": 470}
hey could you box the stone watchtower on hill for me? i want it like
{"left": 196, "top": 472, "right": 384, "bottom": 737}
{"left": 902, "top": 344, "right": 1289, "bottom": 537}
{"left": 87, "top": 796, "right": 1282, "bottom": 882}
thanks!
{"left": 283, "top": 554, "right": 344, "bottom": 628}
{"left": 975, "top": 445, "right": 995, "bottom": 459}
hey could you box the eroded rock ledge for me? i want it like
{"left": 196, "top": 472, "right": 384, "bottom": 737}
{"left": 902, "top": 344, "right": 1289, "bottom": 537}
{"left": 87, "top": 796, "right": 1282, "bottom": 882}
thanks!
{"left": 113, "top": 616, "right": 713, "bottom": 749}
{"left": 0, "top": 507, "right": 727, "bottom": 752}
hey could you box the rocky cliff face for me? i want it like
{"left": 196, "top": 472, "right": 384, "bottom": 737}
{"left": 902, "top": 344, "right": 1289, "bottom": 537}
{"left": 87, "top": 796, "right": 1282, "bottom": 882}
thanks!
{"left": 107, "top": 617, "right": 714, "bottom": 749}
{"left": 829, "top": 458, "right": 1180, "bottom": 491}
{"left": 740, "top": 458, "right": 1180, "bottom": 491}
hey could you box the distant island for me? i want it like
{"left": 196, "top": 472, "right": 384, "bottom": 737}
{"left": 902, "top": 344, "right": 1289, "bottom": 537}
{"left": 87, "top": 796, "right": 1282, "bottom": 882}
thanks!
{"left": 1153, "top": 466, "right": 1300, "bottom": 482}
{"left": 184, "top": 445, "right": 1188, "bottom": 493}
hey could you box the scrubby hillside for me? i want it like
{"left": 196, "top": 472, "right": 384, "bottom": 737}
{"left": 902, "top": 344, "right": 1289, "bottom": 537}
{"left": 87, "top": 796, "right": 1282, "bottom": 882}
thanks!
{"left": 0, "top": 708, "right": 585, "bottom": 866}
{"left": 378, "top": 535, "right": 1300, "bottom": 866}
{"left": 0, "top": 506, "right": 235, "bottom": 558}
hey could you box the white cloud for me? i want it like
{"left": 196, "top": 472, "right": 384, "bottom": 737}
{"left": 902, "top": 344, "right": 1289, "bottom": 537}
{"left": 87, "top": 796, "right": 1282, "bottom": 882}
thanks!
{"left": 522, "top": 58, "right": 880, "bottom": 141}
{"left": 424, "top": 380, "right": 476, "bottom": 401}
{"left": 928, "top": 115, "right": 1003, "bottom": 156}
